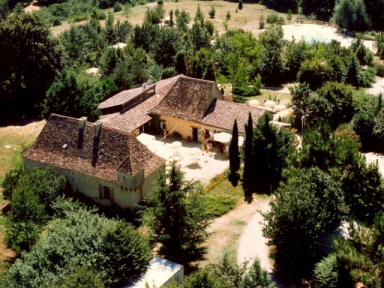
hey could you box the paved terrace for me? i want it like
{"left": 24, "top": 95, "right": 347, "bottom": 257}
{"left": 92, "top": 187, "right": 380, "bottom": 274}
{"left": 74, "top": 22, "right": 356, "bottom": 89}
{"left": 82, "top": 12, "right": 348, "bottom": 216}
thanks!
{"left": 137, "top": 133, "right": 229, "bottom": 184}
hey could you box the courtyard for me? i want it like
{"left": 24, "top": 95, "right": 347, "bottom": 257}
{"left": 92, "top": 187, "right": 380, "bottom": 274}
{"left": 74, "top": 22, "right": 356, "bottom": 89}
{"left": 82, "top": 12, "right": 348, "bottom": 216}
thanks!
{"left": 137, "top": 133, "right": 229, "bottom": 184}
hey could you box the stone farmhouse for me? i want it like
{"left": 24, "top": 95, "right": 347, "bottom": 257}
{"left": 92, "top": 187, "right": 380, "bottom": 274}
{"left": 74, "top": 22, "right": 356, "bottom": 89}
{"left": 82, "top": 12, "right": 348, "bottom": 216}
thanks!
{"left": 22, "top": 75, "right": 268, "bottom": 210}
{"left": 100, "top": 74, "right": 267, "bottom": 142}
{"left": 22, "top": 114, "right": 166, "bottom": 209}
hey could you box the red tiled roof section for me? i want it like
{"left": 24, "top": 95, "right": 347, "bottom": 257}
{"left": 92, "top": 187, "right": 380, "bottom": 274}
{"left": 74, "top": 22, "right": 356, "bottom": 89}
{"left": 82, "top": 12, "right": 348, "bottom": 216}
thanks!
{"left": 102, "top": 94, "right": 162, "bottom": 132}
{"left": 99, "top": 86, "right": 148, "bottom": 110}
{"left": 150, "top": 76, "right": 215, "bottom": 122}
{"left": 22, "top": 114, "right": 165, "bottom": 183}
{"left": 200, "top": 99, "right": 266, "bottom": 133}
{"left": 100, "top": 75, "right": 182, "bottom": 132}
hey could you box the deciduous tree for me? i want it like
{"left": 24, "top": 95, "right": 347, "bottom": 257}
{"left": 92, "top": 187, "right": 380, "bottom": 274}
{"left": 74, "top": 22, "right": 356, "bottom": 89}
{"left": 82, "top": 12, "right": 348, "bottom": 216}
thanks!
{"left": 0, "top": 13, "right": 64, "bottom": 113}
{"left": 262, "top": 167, "right": 347, "bottom": 281}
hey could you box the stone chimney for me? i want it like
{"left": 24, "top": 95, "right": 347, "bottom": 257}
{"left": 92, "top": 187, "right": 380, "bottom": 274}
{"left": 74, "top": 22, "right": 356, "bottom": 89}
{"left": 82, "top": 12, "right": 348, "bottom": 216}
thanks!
{"left": 223, "top": 93, "right": 233, "bottom": 102}
{"left": 93, "top": 120, "right": 103, "bottom": 138}
{"left": 79, "top": 117, "right": 87, "bottom": 129}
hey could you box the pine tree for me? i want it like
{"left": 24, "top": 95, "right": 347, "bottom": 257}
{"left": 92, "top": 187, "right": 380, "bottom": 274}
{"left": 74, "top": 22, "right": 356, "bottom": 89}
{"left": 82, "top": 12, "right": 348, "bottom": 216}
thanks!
{"left": 208, "top": 6, "right": 216, "bottom": 19}
{"left": 345, "top": 56, "right": 361, "bottom": 87}
{"left": 242, "top": 113, "right": 253, "bottom": 193}
{"left": 238, "top": 0, "right": 243, "bottom": 10}
{"left": 229, "top": 119, "right": 240, "bottom": 176}
{"left": 141, "top": 162, "right": 210, "bottom": 266}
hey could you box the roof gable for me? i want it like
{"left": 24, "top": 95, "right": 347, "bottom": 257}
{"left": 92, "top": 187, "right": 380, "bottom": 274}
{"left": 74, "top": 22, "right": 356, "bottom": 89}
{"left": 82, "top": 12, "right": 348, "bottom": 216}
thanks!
{"left": 150, "top": 76, "right": 216, "bottom": 122}
{"left": 200, "top": 99, "right": 266, "bottom": 133}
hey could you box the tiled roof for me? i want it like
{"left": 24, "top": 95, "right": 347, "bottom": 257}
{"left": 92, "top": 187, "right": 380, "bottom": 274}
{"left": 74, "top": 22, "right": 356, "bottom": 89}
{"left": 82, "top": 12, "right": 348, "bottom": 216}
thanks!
{"left": 101, "top": 94, "right": 162, "bottom": 132}
{"left": 99, "top": 86, "right": 150, "bottom": 110}
{"left": 200, "top": 99, "right": 266, "bottom": 134}
{"left": 22, "top": 114, "right": 165, "bottom": 183}
{"left": 150, "top": 75, "right": 216, "bottom": 122}
{"left": 99, "top": 75, "right": 181, "bottom": 111}
{"left": 101, "top": 76, "right": 182, "bottom": 132}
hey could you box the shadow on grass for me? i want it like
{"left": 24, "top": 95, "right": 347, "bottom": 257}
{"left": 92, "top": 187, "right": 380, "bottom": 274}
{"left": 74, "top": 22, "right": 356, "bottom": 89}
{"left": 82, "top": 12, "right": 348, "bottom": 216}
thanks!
{"left": 241, "top": 171, "right": 281, "bottom": 203}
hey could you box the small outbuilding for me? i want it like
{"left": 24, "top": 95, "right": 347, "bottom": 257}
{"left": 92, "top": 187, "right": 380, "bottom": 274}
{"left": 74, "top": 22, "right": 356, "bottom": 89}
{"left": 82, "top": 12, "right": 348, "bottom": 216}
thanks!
{"left": 121, "top": 257, "right": 184, "bottom": 288}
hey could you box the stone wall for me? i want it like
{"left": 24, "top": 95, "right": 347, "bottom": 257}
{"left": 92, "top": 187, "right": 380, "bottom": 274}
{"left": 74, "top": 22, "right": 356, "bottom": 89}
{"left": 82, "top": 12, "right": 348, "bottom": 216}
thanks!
{"left": 23, "top": 158, "right": 164, "bottom": 209}
{"left": 159, "top": 115, "right": 226, "bottom": 143}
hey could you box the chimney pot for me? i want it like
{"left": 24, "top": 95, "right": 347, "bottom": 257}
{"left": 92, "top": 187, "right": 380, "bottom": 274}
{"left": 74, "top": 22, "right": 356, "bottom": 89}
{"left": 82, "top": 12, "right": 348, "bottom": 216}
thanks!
{"left": 93, "top": 120, "right": 103, "bottom": 138}
{"left": 79, "top": 117, "right": 87, "bottom": 129}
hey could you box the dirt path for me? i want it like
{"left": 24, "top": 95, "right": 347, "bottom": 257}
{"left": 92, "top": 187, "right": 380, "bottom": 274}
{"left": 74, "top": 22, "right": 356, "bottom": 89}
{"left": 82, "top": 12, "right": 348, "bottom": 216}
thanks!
{"left": 201, "top": 197, "right": 265, "bottom": 267}
{"left": 237, "top": 199, "right": 271, "bottom": 271}
{"left": 366, "top": 77, "right": 384, "bottom": 96}
{"left": 237, "top": 198, "right": 287, "bottom": 287}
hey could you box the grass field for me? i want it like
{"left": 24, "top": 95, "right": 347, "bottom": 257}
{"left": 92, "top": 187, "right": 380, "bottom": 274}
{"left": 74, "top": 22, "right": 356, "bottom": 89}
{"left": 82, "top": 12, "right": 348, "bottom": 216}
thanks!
{"left": 51, "top": 0, "right": 288, "bottom": 36}
{"left": 0, "top": 120, "right": 45, "bottom": 185}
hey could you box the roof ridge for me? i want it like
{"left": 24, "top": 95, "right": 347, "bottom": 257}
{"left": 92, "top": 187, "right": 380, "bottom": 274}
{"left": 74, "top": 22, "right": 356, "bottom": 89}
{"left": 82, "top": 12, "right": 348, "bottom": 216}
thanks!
{"left": 179, "top": 75, "right": 215, "bottom": 84}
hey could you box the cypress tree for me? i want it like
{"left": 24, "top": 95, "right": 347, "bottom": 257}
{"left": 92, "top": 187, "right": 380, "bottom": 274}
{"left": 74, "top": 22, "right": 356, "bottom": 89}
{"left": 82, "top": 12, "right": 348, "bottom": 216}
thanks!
{"left": 229, "top": 119, "right": 240, "bottom": 175}
{"left": 376, "top": 92, "right": 383, "bottom": 116}
{"left": 238, "top": 0, "right": 243, "bottom": 10}
{"left": 345, "top": 56, "right": 361, "bottom": 87}
{"left": 242, "top": 112, "right": 253, "bottom": 192}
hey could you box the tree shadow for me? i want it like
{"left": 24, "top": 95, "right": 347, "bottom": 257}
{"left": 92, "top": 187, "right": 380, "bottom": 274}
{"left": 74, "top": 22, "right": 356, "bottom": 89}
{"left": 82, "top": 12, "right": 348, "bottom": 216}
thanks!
{"left": 241, "top": 171, "right": 282, "bottom": 203}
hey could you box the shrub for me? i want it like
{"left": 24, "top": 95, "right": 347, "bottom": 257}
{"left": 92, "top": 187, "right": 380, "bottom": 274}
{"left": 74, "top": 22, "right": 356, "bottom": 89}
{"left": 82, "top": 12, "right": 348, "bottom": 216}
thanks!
{"left": 157, "top": 0, "right": 163, "bottom": 5}
{"left": 287, "top": 9, "right": 292, "bottom": 21}
{"left": 358, "top": 68, "right": 376, "bottom": 87}
{"left": 266, "top": 12, "right": 284, "bottom": 24}
{"left": 69, "top": 14, "right": 89, "bottom": 23}
{"left": 97, "top": 10, "right": 107, "bottom": 20}
{"left": 114, "top": 2, "right": 123, "bottom": 12}
{"left": 162, "top": 67, "right": 178, "bottom": 79}
{"left": 373, "top": 62, "right": 384, "bottom": 77}
{"left": 259, "top": 14, "right": 265, "bottom": 29}
{"left": 226, "top": 11, "right": 231, "bottom": 21}
{"left": 52, "top": 17, "right": 62, "bottom": 26}
{"left": 203, "top": 194, "right": 237, "bottom": 219}
{"left": 233, "top": 86, "right": 257, "bottom": 96}
{"left": 313, "top": 254, "right": 339, "bottom": 288}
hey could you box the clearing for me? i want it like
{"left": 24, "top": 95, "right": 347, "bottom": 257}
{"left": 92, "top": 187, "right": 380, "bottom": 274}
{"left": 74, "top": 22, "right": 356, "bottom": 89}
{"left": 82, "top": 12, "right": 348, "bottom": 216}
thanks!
{"left": 51, "top": 0, "right": 285, "bottom": 36}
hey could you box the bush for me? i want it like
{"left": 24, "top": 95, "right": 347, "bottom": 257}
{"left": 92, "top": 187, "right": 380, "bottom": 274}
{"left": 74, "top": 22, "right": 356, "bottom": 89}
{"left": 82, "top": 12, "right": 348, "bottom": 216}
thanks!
{"left": 203, "top": 194, "right": 237, "bottom": 219}
{"left": 97, "top": 10, "right": 107, "bottom": 20}
{"left": 161, "top": 67, "right": 178, "bottom": 79}
{"left": 68, "top": 14, "right": 89, "bottom": 23}
{"left": 114, "top": 2, "right": 123, "bottom": 12}
{"left": 373, "top": 62, "right": 384, "bottom": 77}
{"left": 52, "top": 17, "right": 62, "bottom": 26}
{"left": 232, "top": 86, "right": 257, "bottom": 96}
{"left": 266, "top": 12, "right": 284, "bottom": 24}
{"left": 157, "top": 0, "right": 163, "bottom": 4}
{"left": 313, "top": 254, "right": 339, "bottom": 288}
{"left": 358, "top": 68, "right": 376, "bottom": 88}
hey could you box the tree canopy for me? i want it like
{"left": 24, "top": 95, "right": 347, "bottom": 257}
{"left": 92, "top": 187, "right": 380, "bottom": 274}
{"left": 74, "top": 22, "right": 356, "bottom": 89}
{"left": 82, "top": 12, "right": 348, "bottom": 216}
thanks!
{"left": 140, "top": 162, "right": 210, "bottom": 267}
{"left": 0, "top": 13, "right": 64, "bottom": 114}
{"left": 262, "top": 167, "right": 347, "bottom": 281}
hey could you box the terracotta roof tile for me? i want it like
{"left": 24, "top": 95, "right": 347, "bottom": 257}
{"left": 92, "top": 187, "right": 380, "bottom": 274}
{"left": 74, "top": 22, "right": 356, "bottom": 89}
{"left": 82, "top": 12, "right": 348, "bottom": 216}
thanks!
{"left": 150, "top": 75, "right": 216, "bottom": 122}
{"left": 101, "top": 94, "right": 162, "bottom": 132}
{"left": 22, "top": 114, "right": 165, "bottom": 183}
{"left": 100, "top": 75, "right": 182, "bottom": 131}
{"left": 200, "top": 99, "right": 266, "bottom": 133}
